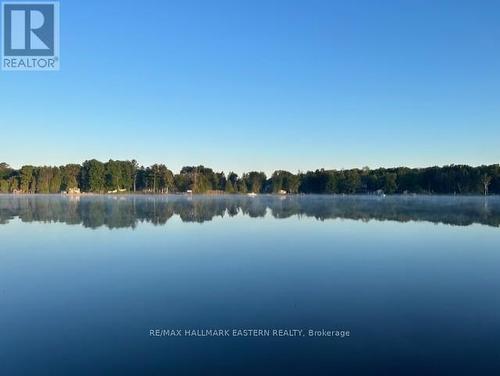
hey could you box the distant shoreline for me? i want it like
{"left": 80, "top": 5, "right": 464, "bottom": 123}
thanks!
{"left": 0, "top": 192, "right": 497, "bottom": 197}
{"left": 1, "top": 161, "right": 498, "bottom": 196}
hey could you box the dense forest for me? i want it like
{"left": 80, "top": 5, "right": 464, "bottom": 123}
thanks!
{"left": 0, "top": 160, "right": 499, "bottom": 195}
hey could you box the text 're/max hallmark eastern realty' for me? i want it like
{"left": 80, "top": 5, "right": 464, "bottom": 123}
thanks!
{"left": 149, "top": 329, "right": 351, "bottom": 338}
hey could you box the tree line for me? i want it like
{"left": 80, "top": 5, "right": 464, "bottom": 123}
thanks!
{"left": 0, "top": 161, "right": 499, "bottom": 195}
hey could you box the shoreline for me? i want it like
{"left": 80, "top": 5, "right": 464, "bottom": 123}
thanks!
{"left": 0, "top": 192, "right": 496, "bottom": 198}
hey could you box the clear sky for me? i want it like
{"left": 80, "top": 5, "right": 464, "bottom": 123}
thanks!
{"left": 1, "top": 0, "right": 499, "bottom": 174}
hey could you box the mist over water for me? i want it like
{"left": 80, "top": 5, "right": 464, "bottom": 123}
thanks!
{"left": 1, "top": 195, "right": 499, "bottom": 375}
{"left": 1, "top": 194, "right": 500, "bottom": 228}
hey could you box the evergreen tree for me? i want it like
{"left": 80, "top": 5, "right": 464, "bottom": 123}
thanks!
{"left": 224, "top": 180, "right": 235, "bottom": 193}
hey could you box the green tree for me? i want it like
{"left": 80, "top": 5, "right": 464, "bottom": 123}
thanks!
{"left": 105, "top": 160, "right": 123, "bottom": 191}
{"left": 20, "top": 166, "right": 35, "bottom": 193}
{"left": 49, "top": 167, "right": 62, "bottom": 193}
{"left": 9, "top": 177, "right": 19, "bottom": 192}
{"left": 383, "top": 173, "right": 398, "bottom": 194}
{"left": 244, "top": 171, "right": 266, "bottom": 193}
{"left": 271, "top": 170, "right": 299, "bottom": 193}
{"left": 271, "top": 171, "right": 285, "bottom": 193}
{"left": 174, "top": 173, "right": 189, "bottom": 193}
{"left": 158, "top": 164, "right": 174, "bottom": 193}
{"left": 287, "top": 174, "right": 300, "bottom": 194}
{"left": 120, "top": 160, "right": 136, "bottom": 192}
{"left": 81, "top": 160, "right": 105, "bottom": 192}
{"left": 214, "top": 172, "right": 226, "bottom": 191}
{"left": 0, "top": 179, "right": 9, "bottom": 193}
{"left": 339, "top": 170, "right": 361, "bottom": 194}
{"left": 61, "top": 164, "right": 81, "bottom": 190}
{"left": 237, "top": 179, "right": 248, "bottom": 193}
{"left": 0, "top": 163, "right": 12, "bottom": 180}
{"left": 224, "top": 180, "right": 235, "bottom": 193}
{"left": 34, "top": 166, "right": 52, "bottom": 193}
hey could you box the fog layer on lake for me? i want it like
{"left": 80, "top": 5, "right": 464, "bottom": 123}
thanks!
{"left": 0, "top": 194, "right": 499, "bottom": 228}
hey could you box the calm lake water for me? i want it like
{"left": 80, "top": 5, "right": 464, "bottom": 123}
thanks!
{"left": 1, "top": 194, "right": 499, "bottom": 375}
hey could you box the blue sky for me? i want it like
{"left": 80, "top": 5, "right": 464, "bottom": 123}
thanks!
{"left": 1, "top": 0, "right": 499, "bottom": 174}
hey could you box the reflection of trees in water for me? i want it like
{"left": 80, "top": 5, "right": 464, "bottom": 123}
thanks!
{"left": 0, "top": 194, "right": 499, "bottom": 229}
